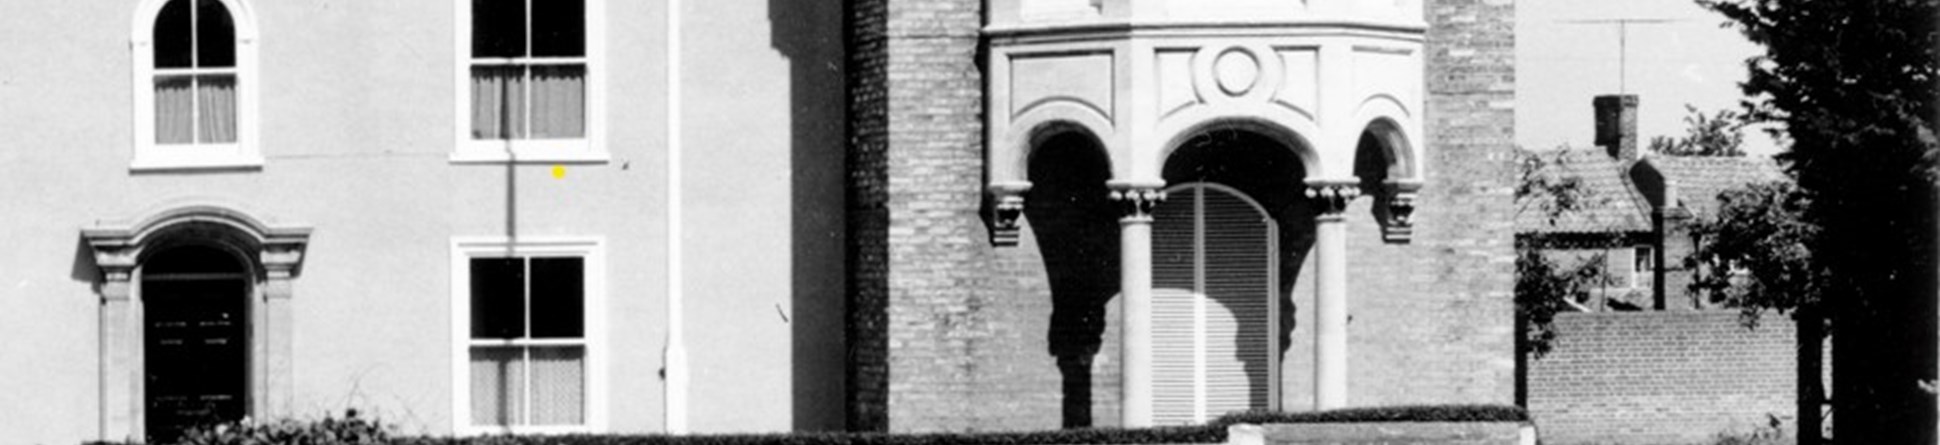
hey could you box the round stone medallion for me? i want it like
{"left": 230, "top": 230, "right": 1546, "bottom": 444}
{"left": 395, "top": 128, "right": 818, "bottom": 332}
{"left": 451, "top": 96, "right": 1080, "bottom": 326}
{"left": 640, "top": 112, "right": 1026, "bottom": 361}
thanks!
{"left": 1214, "top": 49, "right": 1260, "bottom": 96}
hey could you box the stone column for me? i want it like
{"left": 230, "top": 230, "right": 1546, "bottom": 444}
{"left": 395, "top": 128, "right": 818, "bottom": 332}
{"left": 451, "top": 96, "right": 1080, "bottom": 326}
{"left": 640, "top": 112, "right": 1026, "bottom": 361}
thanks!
{"left": 1306, "top": 181, "right": 1358, "bottom": 410}
{"left": 260, "top": 243, "right": 302, "bottom": 420}
{"left": 1110, "top": 182, "right": 1164, "bottom": 427}
{"left": 97, "top": 261, "right": 138, "bottom": 441}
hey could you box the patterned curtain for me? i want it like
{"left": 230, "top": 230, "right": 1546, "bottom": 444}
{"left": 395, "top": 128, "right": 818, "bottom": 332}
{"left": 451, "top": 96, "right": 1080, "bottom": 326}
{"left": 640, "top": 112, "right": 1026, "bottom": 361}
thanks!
{"left": 470, "top": 346, "right": 524, "bottom": 426}
{"left": 197, "top": 74, "right": 237, "bottom": 143}
{"left": 471, "top": 66, "right": 526, "bottom": 140}
{"left": 529, "top": 346, "right": 585, "bottom": 424}
{"left": 529, "top": 66, "right": 585, "bottom": 139}
{"left": 156, "top": 76, "right": 195, "bottom": 144}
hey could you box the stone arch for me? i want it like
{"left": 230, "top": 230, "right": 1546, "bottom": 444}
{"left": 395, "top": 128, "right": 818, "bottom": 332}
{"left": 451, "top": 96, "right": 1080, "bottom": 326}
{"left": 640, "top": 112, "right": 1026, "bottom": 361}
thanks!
{"left": 1024, "top": 121, "right": 1113, "bottom": 179}
{"left": 82, "top": 203, "right": 308, "bottom": 441}
{"left": 1349, "top": 95, "right": 1419, "bottom": 181}
{"left": 1155, "top": 116, "right": 1321, "bottom": 182}
{"left": 990, "top": 119, "right": 1115, "bottom": 246}
{"left": 1004, "top": 110, "right": 1118, "bottom": 186}
{"left": 1349, "top": 113, "right": 1422, "bottom": 244}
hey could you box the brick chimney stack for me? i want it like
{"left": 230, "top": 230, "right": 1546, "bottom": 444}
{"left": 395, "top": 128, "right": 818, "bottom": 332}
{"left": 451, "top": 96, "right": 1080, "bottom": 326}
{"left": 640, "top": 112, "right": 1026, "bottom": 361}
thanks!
{"left": 1594, "top": 94, "right": 1640, "bottom": 161}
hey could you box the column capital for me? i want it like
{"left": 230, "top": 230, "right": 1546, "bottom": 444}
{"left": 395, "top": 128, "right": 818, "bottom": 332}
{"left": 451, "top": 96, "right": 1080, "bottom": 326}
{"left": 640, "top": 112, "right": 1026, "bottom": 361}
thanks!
{"left": 1108, "top": 181, "right": 1167, "bottom": 221}
{"left": 261, "top": 241, "right": 307, "bottom": 280}
{"left": 1304, "top": 179, "right": 1360, "bottom": 216}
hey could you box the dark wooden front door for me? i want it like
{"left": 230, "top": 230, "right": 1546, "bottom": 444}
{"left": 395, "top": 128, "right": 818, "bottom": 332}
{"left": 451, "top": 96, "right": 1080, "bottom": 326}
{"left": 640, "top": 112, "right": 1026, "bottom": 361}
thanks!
{"left": 144, "top": 278, "right": 248, "bottom": 443}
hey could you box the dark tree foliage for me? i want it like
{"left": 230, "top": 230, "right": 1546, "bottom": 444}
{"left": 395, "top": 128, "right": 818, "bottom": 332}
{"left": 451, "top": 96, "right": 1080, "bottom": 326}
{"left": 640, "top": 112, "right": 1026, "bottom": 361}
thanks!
{"left": 1515, "top": 149, "right": 1590, "bottom": 224}
{"left": 1514, "top": 248, "right": 1606, "bottom": 358}
{"left": 1512, "top": 149, "right": 1614, "bottom": 358}
{"left": 1687, "top": 181, "right": 1826, "bottom": 317}
{"left": 1698, "top": 0, "right": 1940, "bottom": 443}
{"left": 1647, "top": 104, "right": 1751, "bottom": 157}
{"left": 1687, "top": 181, "right": 1831, "bottom": 443}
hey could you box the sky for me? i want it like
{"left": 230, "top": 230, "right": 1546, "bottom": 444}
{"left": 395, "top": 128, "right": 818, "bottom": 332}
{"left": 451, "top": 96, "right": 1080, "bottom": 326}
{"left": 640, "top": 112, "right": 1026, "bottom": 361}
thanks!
{"left": 1517, "top": 0, "right": 1782, "bottom": 158}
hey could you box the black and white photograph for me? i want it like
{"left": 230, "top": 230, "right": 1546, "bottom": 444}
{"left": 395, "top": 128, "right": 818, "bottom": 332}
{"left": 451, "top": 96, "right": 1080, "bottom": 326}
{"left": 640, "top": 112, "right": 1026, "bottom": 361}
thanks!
{"left": 1, "top": 0, "right": 1933, "bottom": 444}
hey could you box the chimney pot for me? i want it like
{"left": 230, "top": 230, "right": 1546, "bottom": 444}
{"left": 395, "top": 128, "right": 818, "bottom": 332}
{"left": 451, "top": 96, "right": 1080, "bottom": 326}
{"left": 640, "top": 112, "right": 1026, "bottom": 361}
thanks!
{"left": 1594, "top": 94, "right": 1640, "bottom": 161}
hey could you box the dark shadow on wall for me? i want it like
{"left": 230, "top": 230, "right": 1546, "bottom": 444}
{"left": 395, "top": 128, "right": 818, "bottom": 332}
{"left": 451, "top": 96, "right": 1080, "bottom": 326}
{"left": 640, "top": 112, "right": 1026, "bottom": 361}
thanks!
{"left": 837, "top": 0, "right": 889, "bottom": 431}
{"left": 1025, "top": 131, "right": 1120, "bottom": 428}
{"left": 73, "top": 236, "right": 103, "bottom": 293}
{"left": 770, "top": 0, "right": 849, "bottom": 432}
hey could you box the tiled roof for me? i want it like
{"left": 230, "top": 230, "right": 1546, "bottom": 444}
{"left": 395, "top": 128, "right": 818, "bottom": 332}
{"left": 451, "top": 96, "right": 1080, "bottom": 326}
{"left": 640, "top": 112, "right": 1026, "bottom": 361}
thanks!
{"left": 1646, "top": 155, "right": 1789, "bottom": 221}
{"left": 1514, "top": 148, "right": 1792, "bottom": 236}
{"left": 1515, "top": 149, "right": 1652, "bottom": 235}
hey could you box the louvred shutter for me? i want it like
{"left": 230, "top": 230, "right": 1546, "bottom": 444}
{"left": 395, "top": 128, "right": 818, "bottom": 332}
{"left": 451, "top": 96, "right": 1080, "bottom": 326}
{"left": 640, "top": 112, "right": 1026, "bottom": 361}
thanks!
{"left": 1152, "top": 186, "right": 1200, "bottom": 425}
{"left": 1147, "top": 184, "right": 1279, "bottom": 425}
{"left": 1200, "top": 187, "right": 1276, "bottom": 419}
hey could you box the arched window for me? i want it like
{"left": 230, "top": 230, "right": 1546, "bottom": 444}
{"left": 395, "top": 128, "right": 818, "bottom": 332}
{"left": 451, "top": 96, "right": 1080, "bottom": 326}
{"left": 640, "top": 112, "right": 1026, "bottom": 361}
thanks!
{"left": 132, "top": 0, "right": 260, "bottom": 170}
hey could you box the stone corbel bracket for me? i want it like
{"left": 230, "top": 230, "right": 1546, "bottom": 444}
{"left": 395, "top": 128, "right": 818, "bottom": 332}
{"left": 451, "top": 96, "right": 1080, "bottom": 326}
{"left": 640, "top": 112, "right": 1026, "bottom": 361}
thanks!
{"left": 988, "top": 181, "right": 1033, "bottom": 247}
{"left": 1378, "top": 179, "right": 1423, "bottom": 244}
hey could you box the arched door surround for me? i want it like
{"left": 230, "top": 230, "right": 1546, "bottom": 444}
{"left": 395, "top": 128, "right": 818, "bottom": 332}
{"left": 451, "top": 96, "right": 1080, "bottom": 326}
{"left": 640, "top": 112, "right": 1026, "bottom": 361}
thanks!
{"left": 82, "top": 204, "right": 310, "bottom": 441}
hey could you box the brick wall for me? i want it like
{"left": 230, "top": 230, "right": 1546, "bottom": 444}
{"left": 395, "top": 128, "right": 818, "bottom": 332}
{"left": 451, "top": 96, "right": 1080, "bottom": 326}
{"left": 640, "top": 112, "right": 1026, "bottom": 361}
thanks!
{"left": 1527, "top": 311, "right": 1822, "bottom": 444}
{"left": 846, "top": 0, "right": 890, "bottom": 432}
{"left": 848, "top": 0, "right": 1521, "bottom": 431}
{"left": 850, "top": 0, "right": 1069, "bottom": 432}
{"left": 1354, "top": 0, "right": 1517, "bottom": 406}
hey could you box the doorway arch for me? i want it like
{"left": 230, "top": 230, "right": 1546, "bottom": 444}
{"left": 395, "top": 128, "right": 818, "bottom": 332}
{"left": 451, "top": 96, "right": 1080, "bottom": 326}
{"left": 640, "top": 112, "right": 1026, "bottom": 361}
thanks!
{"left": 83, "top": 203, "right": 310, "bottom": 441}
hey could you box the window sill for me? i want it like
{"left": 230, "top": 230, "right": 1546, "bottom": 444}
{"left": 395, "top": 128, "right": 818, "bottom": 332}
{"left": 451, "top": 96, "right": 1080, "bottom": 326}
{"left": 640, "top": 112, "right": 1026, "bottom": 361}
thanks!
{"left": 451, "top": 140, "right": 608, "bottom": 165}
{"left": 130, "top": 152, "right": 265, "bottom": 173}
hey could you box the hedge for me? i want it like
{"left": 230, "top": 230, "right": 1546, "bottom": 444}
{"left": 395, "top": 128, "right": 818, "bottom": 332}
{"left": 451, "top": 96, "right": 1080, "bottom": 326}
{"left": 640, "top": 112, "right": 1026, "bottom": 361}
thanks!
{"left": 390, "top": 426, "right": 1225, "bottom": 445}
{"left": 94, "top": 404, "right": 1527, "bottom": 445}
{"left": 1212, "top": 404, "right": 1529, "bottom": 425}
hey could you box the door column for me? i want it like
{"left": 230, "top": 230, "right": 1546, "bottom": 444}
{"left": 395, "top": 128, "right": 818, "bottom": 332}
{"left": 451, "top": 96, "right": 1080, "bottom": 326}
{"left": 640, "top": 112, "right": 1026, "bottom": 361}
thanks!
{"left": 93, "top": 251, "right": 139, "bottom": 441}
{"left": 1306, "top": 181, "right": 1357, "bottom": 410}
{"left": 1110, "top": 181, "right": 1164, "bottom": 427}
{"left": 259, "top": 242, "right": 304, "bottom": 420}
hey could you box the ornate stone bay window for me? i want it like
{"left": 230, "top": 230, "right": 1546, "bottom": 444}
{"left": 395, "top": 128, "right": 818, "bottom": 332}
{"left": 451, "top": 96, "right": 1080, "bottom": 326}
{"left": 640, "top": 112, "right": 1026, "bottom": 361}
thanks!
{"left": 983, "top": 0, "right": 1426, "bottom": 426}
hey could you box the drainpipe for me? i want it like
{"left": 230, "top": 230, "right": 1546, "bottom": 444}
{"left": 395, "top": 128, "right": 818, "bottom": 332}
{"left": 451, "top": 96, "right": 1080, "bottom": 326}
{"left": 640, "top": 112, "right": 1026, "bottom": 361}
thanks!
{"left": 665, "top": 0, "right": 690, "bottom": 434}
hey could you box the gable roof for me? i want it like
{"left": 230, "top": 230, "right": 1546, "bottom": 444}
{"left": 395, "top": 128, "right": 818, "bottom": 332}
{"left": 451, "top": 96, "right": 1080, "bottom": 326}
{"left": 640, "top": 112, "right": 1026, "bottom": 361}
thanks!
{"left": 1644, "top": 155, "right": 1789, "bottom": 221}
{"left": 1515, "top": 148, "right": 1792, "bottom": 237}
{"left": 1515, "top": 149, "right": 1652, "bottom": 235}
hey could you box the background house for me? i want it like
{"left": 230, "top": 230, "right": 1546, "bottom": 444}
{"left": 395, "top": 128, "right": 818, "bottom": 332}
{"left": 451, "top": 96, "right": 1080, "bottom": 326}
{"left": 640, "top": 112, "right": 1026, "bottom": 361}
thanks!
{"left": 1515, "top": 95, "right": 1811, "bottom": 444}
{"left": 1516, "top": 95, "right": 1785, "bottom": 311}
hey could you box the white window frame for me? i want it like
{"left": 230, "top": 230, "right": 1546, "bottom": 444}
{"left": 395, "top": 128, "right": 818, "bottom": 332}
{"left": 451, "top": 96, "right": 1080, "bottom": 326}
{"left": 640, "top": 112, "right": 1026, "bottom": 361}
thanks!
{"left": 130, "top": 0, "right": 264, "bottom": 171}
{"left": 451, "top": 0, "right": 608, "bottom": 164}
{"left": 1632, "top": 245, "right": 1655, "bottom": 289}
{"left": 450, "top": 236, "right": 608, "bottom": 435}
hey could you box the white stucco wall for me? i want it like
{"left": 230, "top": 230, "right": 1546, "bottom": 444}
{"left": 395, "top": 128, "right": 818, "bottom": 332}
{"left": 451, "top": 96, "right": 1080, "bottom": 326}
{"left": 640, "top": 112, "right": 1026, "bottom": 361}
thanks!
{"left": 0, "top": 1, "right": 845, "bottom": 443}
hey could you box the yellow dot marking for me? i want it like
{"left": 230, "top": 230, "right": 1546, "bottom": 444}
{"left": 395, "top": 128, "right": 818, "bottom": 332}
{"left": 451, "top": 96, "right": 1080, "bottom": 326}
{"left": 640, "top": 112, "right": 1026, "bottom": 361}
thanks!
{"left": 551, "top": 165, "right": 566, "bottom": 179}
